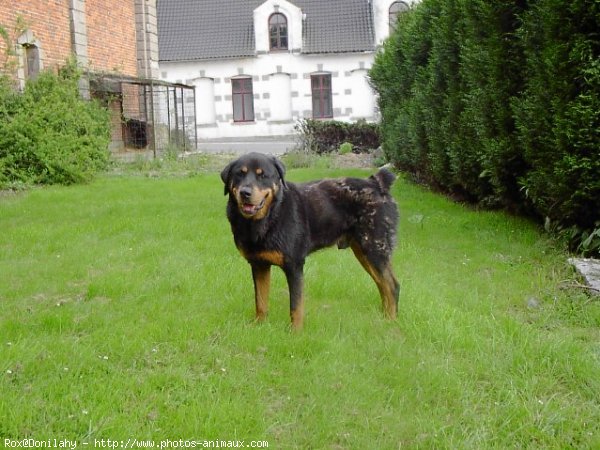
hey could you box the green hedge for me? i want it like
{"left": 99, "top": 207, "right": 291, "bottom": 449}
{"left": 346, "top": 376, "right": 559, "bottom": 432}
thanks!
{"left": 370, "top": 0, "right": 600, "bottom": 255}
{"left": 294, "top": 119, "right": 380, "bottom": 154}
{"left": 0, "top": 64, "right": 110, "bottom": 189}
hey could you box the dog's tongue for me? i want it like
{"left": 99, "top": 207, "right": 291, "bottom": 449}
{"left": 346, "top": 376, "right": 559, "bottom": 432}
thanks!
{"left": 242, "top": 203, "right": 256, "bottom": 214}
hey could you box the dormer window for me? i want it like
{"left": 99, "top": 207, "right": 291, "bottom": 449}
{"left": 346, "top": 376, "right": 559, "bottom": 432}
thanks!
{"left": 269, "top": 13, "right": 288, "bottom": 51}
{"left": 389, "top": 1, "right": 410, "bottom": 33}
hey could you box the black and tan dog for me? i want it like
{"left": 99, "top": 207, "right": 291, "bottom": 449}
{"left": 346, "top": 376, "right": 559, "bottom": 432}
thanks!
{"left": 221, "top": 152, "right": 399, "bottom": 330}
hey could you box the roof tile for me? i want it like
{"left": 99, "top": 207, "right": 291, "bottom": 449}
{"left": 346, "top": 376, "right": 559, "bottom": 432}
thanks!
{"left": 157, "top": 0, "right": 375, "bottom": 61}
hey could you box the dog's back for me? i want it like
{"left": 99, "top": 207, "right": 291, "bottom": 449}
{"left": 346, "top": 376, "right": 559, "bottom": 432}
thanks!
{"left": 293, "top": 168, "right": 398, "bottom": 255}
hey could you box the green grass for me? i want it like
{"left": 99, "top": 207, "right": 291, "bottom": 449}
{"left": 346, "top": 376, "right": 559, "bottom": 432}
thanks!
{"left": 1, "top": 159, "right": 599, "bottom": 448}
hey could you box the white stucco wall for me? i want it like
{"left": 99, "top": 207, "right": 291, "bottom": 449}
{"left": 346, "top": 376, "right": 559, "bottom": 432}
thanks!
{"left": 160, "top": 52, "right": 378, "bottom": 139}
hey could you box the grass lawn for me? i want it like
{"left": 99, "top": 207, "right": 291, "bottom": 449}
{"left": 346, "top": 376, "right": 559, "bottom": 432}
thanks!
{"left": 1, "top": 157, "right": 599, "bottom": 448}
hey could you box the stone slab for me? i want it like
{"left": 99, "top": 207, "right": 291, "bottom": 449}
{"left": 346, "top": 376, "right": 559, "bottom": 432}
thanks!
{"left": 568, "top": 258, "right": 600, "bottom": 295}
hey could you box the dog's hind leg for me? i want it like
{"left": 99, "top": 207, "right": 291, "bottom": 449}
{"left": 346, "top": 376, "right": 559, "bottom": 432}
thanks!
{"left": 350, "top": 241, "right": 399, "bottom": 319}
{"left": 380, "top": 264, "right": 400, "bottom": 318}
{"left": 252, "top": 264, "right": 271, "bottom": 322}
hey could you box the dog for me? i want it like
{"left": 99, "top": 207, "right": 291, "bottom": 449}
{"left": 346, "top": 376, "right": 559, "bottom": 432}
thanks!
{"left": 221, "top": 152, "right": 399, "bottom": 330}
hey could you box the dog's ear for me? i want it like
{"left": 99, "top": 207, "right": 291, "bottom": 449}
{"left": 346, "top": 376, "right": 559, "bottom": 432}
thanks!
{"left": 272, "top": 156, "right": 287, "bottom": 189}
{"left": 220, "top": 161, "right": 234, "bottom": 196}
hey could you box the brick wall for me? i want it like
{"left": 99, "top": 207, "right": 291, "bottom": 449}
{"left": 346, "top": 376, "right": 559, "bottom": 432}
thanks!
{"left": 86, "top": 0, "right": 138, "bottom": 77}
{"left": 0, "top": 0, "right": 138, "bottom": 77}
{"left": 0, "top": 0, "right": 72, "bottom": 72}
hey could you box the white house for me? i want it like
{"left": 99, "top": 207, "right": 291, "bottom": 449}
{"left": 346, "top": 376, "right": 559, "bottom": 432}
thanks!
{"left": 157, "top": 0, "right": 415, "bottom": 140}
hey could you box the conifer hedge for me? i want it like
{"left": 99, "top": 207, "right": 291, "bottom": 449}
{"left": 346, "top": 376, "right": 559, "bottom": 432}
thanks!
{"left": 370, "top": 0, "right": 599, "bottom": 255}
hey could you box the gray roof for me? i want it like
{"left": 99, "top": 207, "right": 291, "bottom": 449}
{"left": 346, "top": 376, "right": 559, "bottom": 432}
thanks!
{"left": 157, "top": 0, "right": 375, "bottom": 62}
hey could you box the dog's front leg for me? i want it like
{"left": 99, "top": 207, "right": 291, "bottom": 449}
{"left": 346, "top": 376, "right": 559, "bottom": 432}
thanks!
{"left": 252, "top": 263, "right": 271, "bottom": 322}
{"left": 284, "top": 264, "right": 305, "bottom": 331}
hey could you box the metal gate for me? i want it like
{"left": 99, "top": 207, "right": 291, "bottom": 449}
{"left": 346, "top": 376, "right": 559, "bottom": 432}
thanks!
{"left": 90, "top": 74, "right": 197, "bottom": 157}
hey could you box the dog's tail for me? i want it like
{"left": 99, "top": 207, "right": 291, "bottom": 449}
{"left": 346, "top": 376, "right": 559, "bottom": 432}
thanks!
{"left": 372, "top": 168, "right": 396, "bottom": 194}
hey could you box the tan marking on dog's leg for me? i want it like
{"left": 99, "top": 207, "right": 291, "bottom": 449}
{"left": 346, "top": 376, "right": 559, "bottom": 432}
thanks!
{"left": 381, "top": 264, "right": 399, "bottom": 319}
{"left": 252, "top": 265, "right": 271, "bottom": 322}
{"left": 351, "top": 242, "right": 398, "bottom": 319}
{"left": 290, "top": 295, "right": 304, "bottom": 331}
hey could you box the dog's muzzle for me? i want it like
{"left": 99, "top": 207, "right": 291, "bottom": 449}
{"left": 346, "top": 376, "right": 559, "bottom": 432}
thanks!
{"left": 240, "top": 198, "right": 265, "bottom": 217}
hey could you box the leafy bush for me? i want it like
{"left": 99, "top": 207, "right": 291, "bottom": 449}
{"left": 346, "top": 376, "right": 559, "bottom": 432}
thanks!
{"left": 0, "top": 63, "right": 110, "bottom": 188}
{"left": 339, "top": 142, "right": 353, "bottom": 155}
{"left": 370, "top": 0, "right": 600, "bottom": 255}
{"left": 294, "top": 119, "right": 380, "bottom": 154}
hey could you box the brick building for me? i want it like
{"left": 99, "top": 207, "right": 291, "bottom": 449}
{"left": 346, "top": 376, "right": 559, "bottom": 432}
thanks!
{"left": 0, "top": 1, "right": 193, "bottom": 153}
{"left": 0, "top": 0, "right": 158, "bottom": 88}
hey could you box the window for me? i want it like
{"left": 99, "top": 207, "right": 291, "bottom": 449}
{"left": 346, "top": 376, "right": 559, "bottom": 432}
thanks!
{"left": 16, "top": 31, "right": 42, "bottom": 86}
{"left": 232, "top": 77, "right": 254, "bottom": 122}
{"left": 311, "top": 74, "right": 333, "bottom": 119}
{"left": 269, "top": 13, "right": 288, "bottom": 50}
{"left": 389, "top": 1, "right": 410, "bottom": 32}
{"left": 24, "top": 44, "right": 40, "bottom": 80}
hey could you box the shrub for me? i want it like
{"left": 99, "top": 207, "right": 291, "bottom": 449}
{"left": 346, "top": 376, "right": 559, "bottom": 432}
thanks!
{"left": 294, "top": 119, "right": 380, "bottom": 154}
{"left": 0, "top": 62, "right": 110, "bottom": 188}
{"left": 339, "top": 142, "right": 353, "bottom": 155}
{"left": 514, "top": 0, "right": 600, "bottom": 254}
{"left": 369, "top": 0, "right": 599, "bottom": 255}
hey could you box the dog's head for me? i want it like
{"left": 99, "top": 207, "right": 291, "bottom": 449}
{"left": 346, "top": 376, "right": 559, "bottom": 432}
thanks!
{"left": 221, "top": 153, "right": 287, "bottom": 220}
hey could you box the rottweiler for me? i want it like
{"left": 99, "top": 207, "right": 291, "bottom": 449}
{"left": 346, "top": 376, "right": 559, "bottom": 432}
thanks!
{"left": 221, "top": 152, "right": 399, "bottom": 330}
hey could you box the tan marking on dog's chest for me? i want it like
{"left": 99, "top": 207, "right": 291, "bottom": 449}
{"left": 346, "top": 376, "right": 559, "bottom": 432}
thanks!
{"left": 238, "top": 246, "right": 285, "bottom": 267}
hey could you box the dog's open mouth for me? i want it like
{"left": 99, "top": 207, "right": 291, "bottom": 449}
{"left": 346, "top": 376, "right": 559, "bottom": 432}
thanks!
{"left": 240, "top": 198, "right": 266, "bottom": 217}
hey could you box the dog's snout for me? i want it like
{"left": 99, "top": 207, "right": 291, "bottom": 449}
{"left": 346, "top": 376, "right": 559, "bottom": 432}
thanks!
{"left": 240, "top": 186, "right": 252, "bottom": 200}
